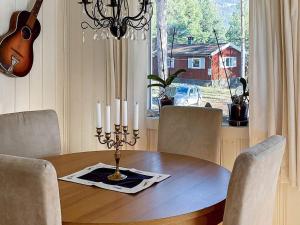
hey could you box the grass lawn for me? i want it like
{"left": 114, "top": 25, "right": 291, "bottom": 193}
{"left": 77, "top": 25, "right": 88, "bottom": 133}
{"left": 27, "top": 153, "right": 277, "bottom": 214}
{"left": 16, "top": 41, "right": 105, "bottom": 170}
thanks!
{"left": 200, "top": 86, "right": 234, "bottom": 116}
{"left": 150, "top": 85, "right": 235, "bottom": 117}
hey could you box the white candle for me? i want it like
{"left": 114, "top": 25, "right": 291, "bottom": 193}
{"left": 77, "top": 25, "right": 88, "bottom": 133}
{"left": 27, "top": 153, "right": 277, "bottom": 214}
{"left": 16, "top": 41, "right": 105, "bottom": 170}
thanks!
{"left": 96, "top": 102, "right": 102, "bottom": 128}
{"left": 123, "top": 100, "right": 128, "bottom": 126}
{"left": 105, "top": 105, "right": 111, "bottom": 133}
{"left": 115, "top": 99, "right": 120, "bottom": 125}
{"left": 134, "top": 102, "right": 139, "bottom": 130}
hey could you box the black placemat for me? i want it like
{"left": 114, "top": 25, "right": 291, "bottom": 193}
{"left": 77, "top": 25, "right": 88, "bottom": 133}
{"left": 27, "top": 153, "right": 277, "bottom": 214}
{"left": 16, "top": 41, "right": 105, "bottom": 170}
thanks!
{"left": 78, "top": 168, "right": 154, "bottom": 189}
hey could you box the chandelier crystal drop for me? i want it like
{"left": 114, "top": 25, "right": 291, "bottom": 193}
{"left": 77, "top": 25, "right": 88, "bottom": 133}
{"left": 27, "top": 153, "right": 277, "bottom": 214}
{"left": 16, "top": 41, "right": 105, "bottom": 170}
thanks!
{"left": 78, "top": 0, "right": 153, "bottom": 40}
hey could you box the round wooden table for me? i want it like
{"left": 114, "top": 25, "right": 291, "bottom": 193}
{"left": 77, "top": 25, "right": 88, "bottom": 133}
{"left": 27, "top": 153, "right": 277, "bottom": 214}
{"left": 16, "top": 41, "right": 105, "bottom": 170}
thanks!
{"left": 45, "top": 151, "right": 230, "bottom": 225}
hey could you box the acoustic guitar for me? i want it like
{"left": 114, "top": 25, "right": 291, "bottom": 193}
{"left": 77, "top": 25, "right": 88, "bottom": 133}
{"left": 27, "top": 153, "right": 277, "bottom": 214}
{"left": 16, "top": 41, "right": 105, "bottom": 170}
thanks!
{"left": 0, "top": 0, "right": 43, "bottom": 77}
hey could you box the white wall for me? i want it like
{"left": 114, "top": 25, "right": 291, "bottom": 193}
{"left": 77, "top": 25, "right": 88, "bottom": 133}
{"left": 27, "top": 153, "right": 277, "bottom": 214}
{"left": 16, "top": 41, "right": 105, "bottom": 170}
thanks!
{"left": 0, "top": 0, "right": 67, "bottom": 151}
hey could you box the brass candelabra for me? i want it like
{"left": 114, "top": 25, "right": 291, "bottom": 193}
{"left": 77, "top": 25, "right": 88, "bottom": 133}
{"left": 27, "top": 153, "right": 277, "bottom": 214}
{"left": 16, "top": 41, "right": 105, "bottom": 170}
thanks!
{"left": 96, "top": 125, "right": 139, "bottom": 181}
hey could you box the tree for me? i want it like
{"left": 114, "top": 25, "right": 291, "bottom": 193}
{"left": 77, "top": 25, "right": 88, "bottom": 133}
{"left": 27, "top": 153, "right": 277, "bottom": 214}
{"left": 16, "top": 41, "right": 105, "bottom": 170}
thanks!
{"left": 225, "top": 2, "right": 249, "bottom": 49}
{"left": 165, "top": 0, "right": 226, "bottom": 44}
{"left": 225, "top": 1, "right": 249, "bottom": 77}
{"left": 198, "top": 0, "right": 226, "bottom": 43}
{"left": 167, "top": 0, "right": 203, "bottom": 43}
{"left": 156, "top": 0, "right": 168, "bottom": 78}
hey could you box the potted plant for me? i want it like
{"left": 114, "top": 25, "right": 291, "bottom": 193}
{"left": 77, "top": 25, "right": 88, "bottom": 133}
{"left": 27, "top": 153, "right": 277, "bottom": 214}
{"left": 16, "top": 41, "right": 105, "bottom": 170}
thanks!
{"left": 213, "top": 29, "right": 249, "bottom": 126}
{"left": 228, "top": 77, "right": 249, "bottom": 126}
{"left": 147, "top": 69, "right": 186, "bottom": 108}
{"left": 147, "top": 28, "right": 186, "bottom": 109}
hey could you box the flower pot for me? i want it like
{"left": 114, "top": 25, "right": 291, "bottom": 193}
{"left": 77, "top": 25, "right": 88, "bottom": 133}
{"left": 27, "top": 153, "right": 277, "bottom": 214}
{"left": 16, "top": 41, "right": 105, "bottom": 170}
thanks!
{"left": 160, "top": 97, "right": 174, "bottom": 108}
{"left": 228, "top": 103, "right": 249, "bottom": 127}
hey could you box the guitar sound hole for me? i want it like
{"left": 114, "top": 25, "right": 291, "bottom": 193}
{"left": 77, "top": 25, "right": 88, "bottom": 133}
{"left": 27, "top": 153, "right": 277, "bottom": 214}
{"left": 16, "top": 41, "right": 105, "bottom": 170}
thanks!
{"left": 21, "top": 27, "right": 32, "bottom": 40}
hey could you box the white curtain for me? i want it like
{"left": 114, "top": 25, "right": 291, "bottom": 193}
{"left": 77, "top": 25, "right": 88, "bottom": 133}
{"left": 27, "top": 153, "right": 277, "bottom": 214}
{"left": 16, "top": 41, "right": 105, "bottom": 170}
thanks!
{"left": 106, "top": 39, "right": 128, "bottom": 103}
{"left": 249, "top": 0, "right": 300, "bottom": 186}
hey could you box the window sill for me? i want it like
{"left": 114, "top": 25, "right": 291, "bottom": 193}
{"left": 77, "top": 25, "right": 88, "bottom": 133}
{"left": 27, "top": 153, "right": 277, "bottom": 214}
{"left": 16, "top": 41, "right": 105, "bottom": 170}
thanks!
{"left": 145, "top": 116, "right": 249, "bottom": 138}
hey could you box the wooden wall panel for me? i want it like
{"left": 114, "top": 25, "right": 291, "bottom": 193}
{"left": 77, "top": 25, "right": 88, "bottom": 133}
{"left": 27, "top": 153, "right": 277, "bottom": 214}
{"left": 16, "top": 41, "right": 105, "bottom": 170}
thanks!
{"left": 42, "top": 0, "right": 56, "bottom": 110}
{"left": 0, "top": 1, "right": 16, "bottom": 114}
{"left": 15, "top": 0, "right": 30, "bottom": 112}
{"left": 69, "top": 1, "right": 84, "bottom": 152}
{"left": 30, "top": 4, "right": 43, "bottom": 111}
{"left": 0, "top": 0, "right": 65, "bottom": 151}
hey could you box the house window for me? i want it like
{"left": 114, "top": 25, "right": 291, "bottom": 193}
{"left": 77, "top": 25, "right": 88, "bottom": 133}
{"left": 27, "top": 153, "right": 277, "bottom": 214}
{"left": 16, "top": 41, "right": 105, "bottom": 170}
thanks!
{"left": 150, "top": 0, "right": 249, "bottom": 118}
{"left": 168, "top": 57, "right": 175, "bottom": 68}
{"left": 188, "top": 58, "right": 205, "bottom": 69}
{"left": 220, "top": 57, "right": 237, "bottom": 68}
{"left": 208, "top": 69, "right": 212, "bottom": 77}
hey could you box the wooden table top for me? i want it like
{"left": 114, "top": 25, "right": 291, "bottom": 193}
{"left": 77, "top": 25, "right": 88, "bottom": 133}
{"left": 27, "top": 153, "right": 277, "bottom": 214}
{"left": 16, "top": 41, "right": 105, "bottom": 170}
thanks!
{"left": 45, "top": 151, "right": 230, "bottom": 225}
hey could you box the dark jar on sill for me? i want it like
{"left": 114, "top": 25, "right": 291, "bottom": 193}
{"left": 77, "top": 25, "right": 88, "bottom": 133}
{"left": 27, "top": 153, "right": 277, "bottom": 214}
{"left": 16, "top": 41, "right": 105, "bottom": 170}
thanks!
{"left": 228, "top": 103, "right": 249, "bottom": 127}
{"left": 160, "top": 96, "right": 174, "bottom": 108}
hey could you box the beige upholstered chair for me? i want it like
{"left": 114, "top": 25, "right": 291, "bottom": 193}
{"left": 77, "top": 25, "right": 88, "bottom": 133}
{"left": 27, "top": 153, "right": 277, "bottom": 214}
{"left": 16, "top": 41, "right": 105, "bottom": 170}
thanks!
{"left": 223, "top": 135, "right": 286, "bottom": 225}
{"left": 0, "top": 154, "right": 62, "bottom": 225}
{"left": 158, "top": 106, "right": 223, "bottom": 163}
{"left": 0, "top": 110, "right": 61, "bottom": 158}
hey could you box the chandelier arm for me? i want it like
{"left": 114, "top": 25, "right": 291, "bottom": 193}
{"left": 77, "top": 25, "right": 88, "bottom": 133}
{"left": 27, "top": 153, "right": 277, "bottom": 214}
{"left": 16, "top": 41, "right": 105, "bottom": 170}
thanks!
{"left": 86, "top": 4, "right": 109, "bottom": 29}
{"left": 117, "top": 0, "right": 121, "bottom": 19}
{"left": 128, "top": 18, "right": 144, "bottom": 28}
{"left": 102, "top": 19, "right": 113, "bottom": 27}
{"left": 126, "top": 5, "right": 153, "bottom": 22}
{"left": 112, "top": 4, "right": 117, "bottom": 19}
{"left": 81, "top": 18, "right": 111, "bottom": 30}
{"left": 125, "top": 0, "right": 129, "bottom": 16}
{"left": 96, "top": 0, "right": 112, "bottom": 22}
{"left": 124, "top": 0, "right": 147, "bottom": 21}
{"left": 92, "top": 5, "right": 101, "bottom": 27}
{"left": 83, "top": 2, "right": 100, "bottom": 22}
{"left": 81, "top": 21, "right": 100, "bottom": 30}
{"left": 127, "top": 15, "right": 151, "bottom": 29}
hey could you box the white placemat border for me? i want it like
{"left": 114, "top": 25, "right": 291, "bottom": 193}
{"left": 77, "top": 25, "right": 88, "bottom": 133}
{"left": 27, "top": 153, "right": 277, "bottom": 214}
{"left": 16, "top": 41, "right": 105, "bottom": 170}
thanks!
{"left": 59, "top": 163, "right": 170, "bottom": 194}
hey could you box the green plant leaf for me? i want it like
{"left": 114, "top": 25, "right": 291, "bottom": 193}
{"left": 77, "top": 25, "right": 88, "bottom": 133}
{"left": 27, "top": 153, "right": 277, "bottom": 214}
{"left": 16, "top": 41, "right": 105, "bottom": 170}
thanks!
{"left": 166, "top": 75, "right": 178, "bottom": 86}
{"left": 172, "top": 69, "right": 186, "bottom": 77}
{"left": 147, "top": 83, "right": 166, "bottom": 89}
{"left": 147, "top": 75, "right": 167, "bottom": 86}
{"left": 166, "top": 69, "right": 186, "bottom": 85}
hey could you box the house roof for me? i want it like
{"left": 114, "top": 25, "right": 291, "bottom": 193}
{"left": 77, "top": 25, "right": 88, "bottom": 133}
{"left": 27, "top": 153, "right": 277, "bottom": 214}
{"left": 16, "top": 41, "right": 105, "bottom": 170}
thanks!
{"left": 167, "top": 43, "right": 241, "bottom": 57}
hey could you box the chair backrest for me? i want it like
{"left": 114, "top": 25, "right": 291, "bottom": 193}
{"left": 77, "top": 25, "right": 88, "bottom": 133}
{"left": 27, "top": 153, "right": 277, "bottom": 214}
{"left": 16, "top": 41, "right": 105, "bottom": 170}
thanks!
{"left": 0, "top": 110, "right": 61, "bottom": 158}
{"left": 158, "top": 106, "right": 223, "bottom": 163}
{"left": 223, "top": 135, "right": 286, "bottom": 225}
{"left": 0, "top": 154, "right": 62, "bottom": 225}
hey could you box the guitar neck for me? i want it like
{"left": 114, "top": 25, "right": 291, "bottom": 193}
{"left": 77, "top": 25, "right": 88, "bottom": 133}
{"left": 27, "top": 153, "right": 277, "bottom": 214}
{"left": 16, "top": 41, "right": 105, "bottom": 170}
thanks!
{"left": 31, "top": 0, "right": 43, "bottom": 18}
{"left": 26, "top": 0, "right": 43, "bottom": 28}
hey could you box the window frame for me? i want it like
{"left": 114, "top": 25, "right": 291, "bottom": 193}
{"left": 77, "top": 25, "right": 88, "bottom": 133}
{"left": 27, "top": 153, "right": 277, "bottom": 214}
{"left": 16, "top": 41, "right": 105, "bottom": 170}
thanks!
{"left": 220, "top": 57, "right": 237, "bottom": 68}
{"left": 168, "top": 57, "right": 175, "bottom": 69}
{"left": 188, "top": 57, "right": 206, "bottom": 69}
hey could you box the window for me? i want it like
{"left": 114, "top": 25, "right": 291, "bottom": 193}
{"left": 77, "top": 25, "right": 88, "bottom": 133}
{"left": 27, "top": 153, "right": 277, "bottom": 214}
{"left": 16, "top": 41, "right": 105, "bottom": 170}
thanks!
{"left": 220, "top": 57, "right": 237, "bottom": 68}
{"left": 188, "top": 58, "right": 205, "bottom": 69}
{"left": 150, "top": 0, "right": 249, "bottom": 117}
{"left": 168, "top": 57, "right": 175, "bottom": 68}
{"left": 208, "top": 69, "right": 212, "bottom": 77}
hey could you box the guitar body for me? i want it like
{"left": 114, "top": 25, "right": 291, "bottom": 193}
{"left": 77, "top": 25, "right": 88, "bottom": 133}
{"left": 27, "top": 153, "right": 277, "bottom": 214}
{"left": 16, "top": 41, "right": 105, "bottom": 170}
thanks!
{"left": 0, "top": 11, "right": 41, "bottom": 77}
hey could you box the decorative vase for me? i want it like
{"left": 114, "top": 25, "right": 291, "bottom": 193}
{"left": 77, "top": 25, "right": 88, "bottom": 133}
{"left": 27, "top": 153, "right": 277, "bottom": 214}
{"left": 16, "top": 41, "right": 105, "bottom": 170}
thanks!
{"left": 228, "top": 103, "right": 249, "bottom": 127}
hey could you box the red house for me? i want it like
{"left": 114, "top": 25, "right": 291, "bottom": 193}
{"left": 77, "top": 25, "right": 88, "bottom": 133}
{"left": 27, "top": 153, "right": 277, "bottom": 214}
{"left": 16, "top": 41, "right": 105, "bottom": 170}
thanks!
{"left": 153, "top": 42, "right": 241, "bottom": 85}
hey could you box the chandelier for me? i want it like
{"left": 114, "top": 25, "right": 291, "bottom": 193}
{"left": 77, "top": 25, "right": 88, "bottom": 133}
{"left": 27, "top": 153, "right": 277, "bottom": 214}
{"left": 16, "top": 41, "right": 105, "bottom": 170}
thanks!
{"left": 78, "top": 0, "right": 153, "bottom": 40}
